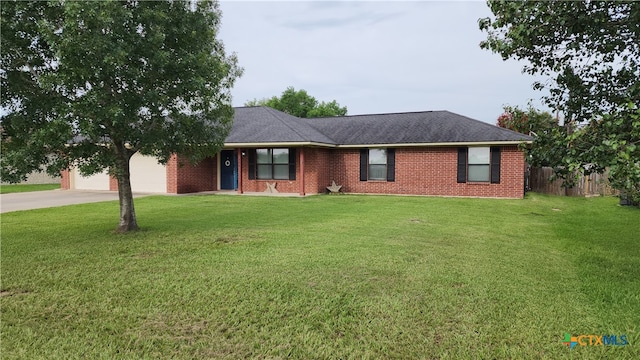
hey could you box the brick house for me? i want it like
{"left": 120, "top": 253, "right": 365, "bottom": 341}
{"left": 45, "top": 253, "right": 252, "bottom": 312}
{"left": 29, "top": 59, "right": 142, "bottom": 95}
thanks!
{"left": 62, "top": 106, "right": 533, "bottom": 198}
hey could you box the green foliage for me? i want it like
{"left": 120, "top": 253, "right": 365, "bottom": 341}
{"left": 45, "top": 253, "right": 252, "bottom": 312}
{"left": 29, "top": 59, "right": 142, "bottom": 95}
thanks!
{"left": 497, "top": 104, "right": 557, "bottom": 135}
{"left": 245, "top": 86, "right": 347, "bottom": 118}
{"left": 496, "top": 105, "right": 576, "bottom": 187}
{"left": 1, "top": 1, "right": 242, "bottom": 230}
{"left": 579, "top": 105, "right": 640, "bottom": 204}
{"left": 307, "top": 99, "right": 347, "bottom": 118}
{"left": 2, "top": 194, "right": 639, "bottom": 358}
{"left": 480, "top": 1, "right": 640, "bottom": 204}
{"left": 519, "top": 105, "right": 640, "bottom": 204}
{"left": 0, "top": 1, "right": 68, "bottom": 182}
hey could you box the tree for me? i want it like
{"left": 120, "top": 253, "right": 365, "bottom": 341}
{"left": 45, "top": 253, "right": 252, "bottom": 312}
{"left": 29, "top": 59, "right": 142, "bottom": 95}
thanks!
{"left": 245, "top": 87, "right": 347, "bottom": 118}
{"left": 497, "top": 105, "right": 557, "bottom": 136}
{"left": 1, "top": 0, "right": 242, "bottom": 231}
{"left": 480, "top": 1, "right": 640, "bottom": 204}
{"left": 496, "top": 104, "right": 562, "bottom": 170}
{"left": 496, "top": 105, "right": 576, "bottom": 184}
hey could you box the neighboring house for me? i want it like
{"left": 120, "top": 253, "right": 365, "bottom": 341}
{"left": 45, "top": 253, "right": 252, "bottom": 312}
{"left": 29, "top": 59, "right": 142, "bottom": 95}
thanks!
{"left": 2, "top": 170, "right": 60, "bottom": 185}
{"left": 61, "top": 106, "right": 533, "bottom": 198}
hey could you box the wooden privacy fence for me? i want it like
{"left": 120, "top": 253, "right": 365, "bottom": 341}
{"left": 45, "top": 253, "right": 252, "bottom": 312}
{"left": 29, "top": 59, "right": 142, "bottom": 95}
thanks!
{"left": 528, "top": 166, "right": 617, "bottom": 196}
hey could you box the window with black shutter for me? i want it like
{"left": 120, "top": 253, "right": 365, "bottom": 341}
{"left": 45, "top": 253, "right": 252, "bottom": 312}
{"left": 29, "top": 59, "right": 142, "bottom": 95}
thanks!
{"left": 360, "top": 148, "right": 395, "bottom": 181}
{"left": 458, "top": 146, "right": 501, "bottom": 183}
{"left": 248, "top": 149, "right": 256, "bottom": 180}
{"left": 359, "top": 149, "right": 368, "bottom": 181}
{"left": 457, "top": 147, "right": 467, "bottom": 183}
{"left": 386, "top": 149, "right": 395, "bottom": 182}
{"left": 288, "top": 148, "right": 296, "bottom": 180}
{"left": 250, "top": 148, "right": 296, "bottom": 180}
{"left": 490, "top": 147, "right": 501, "bottom": 184}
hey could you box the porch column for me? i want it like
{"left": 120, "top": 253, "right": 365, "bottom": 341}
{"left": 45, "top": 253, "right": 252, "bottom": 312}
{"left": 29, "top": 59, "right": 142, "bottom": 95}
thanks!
{"left": 237, "top": 149, "right": 243, "bottom": 194}
{"left": 299, "top": 147, "right": 305, "bottom": 196}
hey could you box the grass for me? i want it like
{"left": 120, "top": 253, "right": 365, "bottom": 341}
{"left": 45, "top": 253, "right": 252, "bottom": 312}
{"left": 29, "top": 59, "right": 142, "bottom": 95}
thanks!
{"left": 1, "top": 193, "right": 638, "bottom": 359}
{"left": 0, "top": 183, "right": 60, "bottom": 194}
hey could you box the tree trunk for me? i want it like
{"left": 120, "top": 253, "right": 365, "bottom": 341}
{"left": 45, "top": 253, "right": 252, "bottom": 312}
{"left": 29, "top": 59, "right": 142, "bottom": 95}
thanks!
{"left": 115, "top": 153, "right": 139, "bottom": 233}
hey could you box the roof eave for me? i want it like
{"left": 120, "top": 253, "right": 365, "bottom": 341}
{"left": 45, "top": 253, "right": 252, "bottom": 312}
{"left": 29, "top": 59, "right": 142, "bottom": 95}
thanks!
{"left": 335, "top": 140, "right": 532, "bottom": 148}
{"left": 224, "top": 140, "right": 532, "bottom": 148}
{"left": 224, "top": 141, "right": 337, "bottom": 148}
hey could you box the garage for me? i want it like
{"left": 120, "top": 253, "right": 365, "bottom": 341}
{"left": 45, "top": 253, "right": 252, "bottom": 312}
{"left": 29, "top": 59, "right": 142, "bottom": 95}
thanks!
{"left": 71, "top": 168, "right": 110, "bottom": 191}
{"left": 69, "top": 154, "right": 166, "bottom": 193}
{"left": 129, "top": 153, "right": 167, "bottom": 193}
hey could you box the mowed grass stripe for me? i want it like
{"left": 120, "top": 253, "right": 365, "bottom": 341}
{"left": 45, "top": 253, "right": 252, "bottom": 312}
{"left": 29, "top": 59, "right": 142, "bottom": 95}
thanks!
{"left": 1, "top": 194, "right": 638, "bottom": 359}
{"left": 0, "top": 183, "right": 60, "bottom": 194}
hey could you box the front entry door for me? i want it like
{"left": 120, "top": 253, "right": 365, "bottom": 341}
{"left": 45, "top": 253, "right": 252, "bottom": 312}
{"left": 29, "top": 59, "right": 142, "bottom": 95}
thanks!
{"left": 220, "top": 150, "right": 237, "bottom": 190}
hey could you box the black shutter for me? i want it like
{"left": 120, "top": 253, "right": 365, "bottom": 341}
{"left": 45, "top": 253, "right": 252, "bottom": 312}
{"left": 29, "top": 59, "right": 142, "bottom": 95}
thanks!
{"left": 490, "top": 146, "right": 501, "bottom": 184}
{"left": 248, "top": 149, "right": 256, "bottom": 180}
{"left": 360, "top": 149, "right": 368, "bottom": 181}
{"left": 386, "top": 148, "right": 395, "bottom": 182}
{"left": 288, "top": 148, "right": 296, "bottom": 180}
{"left": 457, "top": 147, "right": 467, "bottom": 183}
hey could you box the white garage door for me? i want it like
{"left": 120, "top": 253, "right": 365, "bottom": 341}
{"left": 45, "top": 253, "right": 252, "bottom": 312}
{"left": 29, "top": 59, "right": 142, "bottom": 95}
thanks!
{"left": 130, "top": 154, "right": 167, "bottom": 193}
{"left": 72, "top": 168, "right": 110, "bottom": 191}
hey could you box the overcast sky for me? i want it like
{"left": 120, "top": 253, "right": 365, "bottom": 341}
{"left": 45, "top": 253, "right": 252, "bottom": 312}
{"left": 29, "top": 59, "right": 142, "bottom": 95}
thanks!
{"left": 218, "top": 0, "right": 551, "bottom": 124}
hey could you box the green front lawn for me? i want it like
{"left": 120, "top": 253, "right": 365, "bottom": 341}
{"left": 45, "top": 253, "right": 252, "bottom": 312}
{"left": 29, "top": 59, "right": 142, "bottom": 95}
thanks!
{"left": 1, "top": 194, "right": 638, "bottom": 359}
{"left": 0, "top": 183, "right": 60, "bottom": 194}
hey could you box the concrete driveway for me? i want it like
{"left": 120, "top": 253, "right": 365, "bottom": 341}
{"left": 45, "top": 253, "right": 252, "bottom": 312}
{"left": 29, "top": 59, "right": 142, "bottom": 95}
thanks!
{"left": 0, "top": 190, "right": 150, "bottom": 213}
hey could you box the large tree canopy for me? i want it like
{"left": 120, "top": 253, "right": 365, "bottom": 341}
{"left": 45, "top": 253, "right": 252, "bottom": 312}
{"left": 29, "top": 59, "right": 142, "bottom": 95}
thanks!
{"left": 245, "top": 87, "right": 347, "bottom": 118}
{"left": 1, "top": 0, "right": 242, "bottom": 231}
{"left": 480, "top": 1, "right": 640, "bottom": 204}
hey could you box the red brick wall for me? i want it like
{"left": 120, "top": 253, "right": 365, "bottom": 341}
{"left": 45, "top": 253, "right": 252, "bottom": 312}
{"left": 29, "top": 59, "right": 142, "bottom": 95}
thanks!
{"left": 302, "top": 148, "right": 334, "bottom": 194}
{"left": 109, "top": 176, "right": 118, "bottom": 191}
{"left": 237, "top": 146, "right": 524, "bottom": 198}
{"left": 237, "top": 148, "right": 336, "bottom": 195}
{"left": 60, "top": 170, "right": 70, "bottom": 190}
{"left": 331, "top": 146, "right": 525, "bottom": 198}
{"left": 166, "top": 154, "right": 217, "bottom": 194}
{"left": 63, "top": 147, "right": 525, "bottom": 198}
{"left": 239, "top": 149, "right": 300, "bottom": 193}
{"left": 60, "top": 168, "right": 118, "bottom": 191}
{"left": 167, "top": 155, "right": 178, "bottom": 193}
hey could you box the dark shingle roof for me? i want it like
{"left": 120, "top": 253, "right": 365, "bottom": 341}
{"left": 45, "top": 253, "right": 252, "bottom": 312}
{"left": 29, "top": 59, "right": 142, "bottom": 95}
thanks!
{"left": 226, "top": 107, "right": 532, "bottom": 147}
{"left": 225, "top": 106, "right": 335, "bottom": 145}
{"left": 304, "top": 110, "right": 533, "bottom": 145}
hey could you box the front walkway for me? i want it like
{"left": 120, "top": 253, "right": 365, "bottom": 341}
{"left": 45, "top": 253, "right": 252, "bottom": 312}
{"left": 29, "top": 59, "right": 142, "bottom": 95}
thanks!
{"left": 187, "top": 190, "right": 304, "bottom": 197}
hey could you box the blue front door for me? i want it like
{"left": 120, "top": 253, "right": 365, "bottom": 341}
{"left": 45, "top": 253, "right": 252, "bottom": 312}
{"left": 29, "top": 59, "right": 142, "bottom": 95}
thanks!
{"left": 220, "top": 150, "right": 237, "bottom": 190}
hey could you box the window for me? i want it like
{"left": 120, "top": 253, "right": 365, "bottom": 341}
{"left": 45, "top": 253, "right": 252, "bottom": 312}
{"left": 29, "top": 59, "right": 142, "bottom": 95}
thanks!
{"left": 457, "top": 147, "right": 501, "bottom": 184}
{"left": 257, "top": 148, "right": 288, "bottom": 180}
{"left": 468, "top": 147, "right": 490, "bottom": 182}
{"left": 249, "top": 148, "right": 296, "bottom": 180}
{"left": 368, "top": 149, "right": 387, "bottom": 180}
{"left": 360, "top": 148, "right": 395, "bottom": 182}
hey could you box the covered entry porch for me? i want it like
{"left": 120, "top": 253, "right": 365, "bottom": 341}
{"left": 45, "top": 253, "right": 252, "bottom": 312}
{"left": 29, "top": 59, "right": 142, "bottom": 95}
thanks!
{"left": 220, "top": 146, "right": 329, "bottom": 196}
